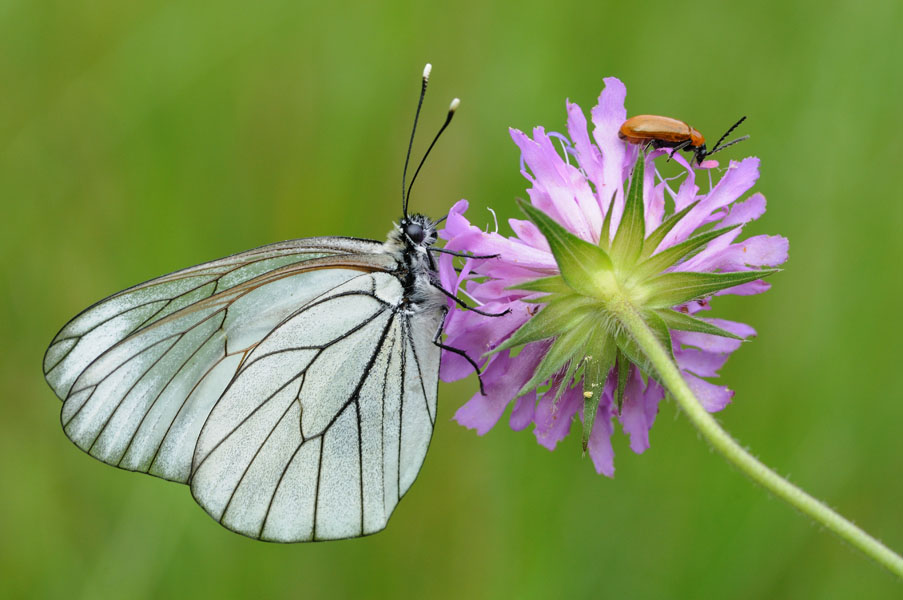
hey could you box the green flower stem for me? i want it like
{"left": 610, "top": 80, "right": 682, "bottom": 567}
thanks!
{"left": 610, "top": 298, "right": 903, "bottom": 579}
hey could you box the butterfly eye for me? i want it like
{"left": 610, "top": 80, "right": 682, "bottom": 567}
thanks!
{"left": 405, "top": 222, "right": 425, "bottom": 244}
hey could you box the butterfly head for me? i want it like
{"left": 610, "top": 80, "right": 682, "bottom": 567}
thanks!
{"left": 399, "top": 214, "right": 438, "bottom": 249}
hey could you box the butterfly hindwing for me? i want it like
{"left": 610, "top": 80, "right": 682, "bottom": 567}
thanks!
{"left": 188, "top": 270, "right": 442, "bottom": 541}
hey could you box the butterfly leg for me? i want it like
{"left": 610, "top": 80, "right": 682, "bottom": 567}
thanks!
{"left": 432, "top": 308, "right": 487, "bottom": 395}
{"left": 429, "top": 278, "right": 510, "bottom": 317}
{"left": 431, "top": 247, "right": 500, "bottom": 260}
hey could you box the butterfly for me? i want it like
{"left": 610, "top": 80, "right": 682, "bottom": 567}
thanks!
{"left": 42, "top": 65, "right": 497, "bottom": 542}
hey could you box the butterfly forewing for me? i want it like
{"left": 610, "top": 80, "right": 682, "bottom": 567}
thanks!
{"left": 44, "top": 236, "right": 443, "bottom": 541}
{"left": 44, "top": 237, "right": 388, "bottom": 399}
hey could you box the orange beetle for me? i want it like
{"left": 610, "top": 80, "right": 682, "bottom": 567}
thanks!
{"left": 618, "top": 115, "right": 748, "bottom": 165}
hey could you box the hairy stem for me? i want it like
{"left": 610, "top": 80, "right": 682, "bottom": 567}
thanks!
{"left": 611, "top": 299, "right": 903, "bottom": 579}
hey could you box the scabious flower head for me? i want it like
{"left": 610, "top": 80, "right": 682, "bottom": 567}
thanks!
{"left": 438, "top": 77, "right": 788, "bottom": 476}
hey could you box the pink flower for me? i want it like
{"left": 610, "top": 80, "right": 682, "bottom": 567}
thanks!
{"left": 439, "top": 77, "right": 788, "bottom": 476}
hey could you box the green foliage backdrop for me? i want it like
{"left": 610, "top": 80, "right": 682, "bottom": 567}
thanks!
{"left": 2, "top": 1, "right": 902, "bottom": 598}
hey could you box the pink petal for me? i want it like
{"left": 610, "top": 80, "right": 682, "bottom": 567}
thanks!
{"left": 662, "top": 157, "right": 760, "bottom": 248}
{"left": 590, "top": 77, "right": 630, "bottom": 233}
{"left": 673, "top": 228, "right": 744, "bottom": 272}
{"left": 532, "top": 384, "right": 583, "bottom": 450}
{"left": 453, "top": 343, "right": 548, "bottom": 434}
{"left": 704, "top": 318, "right": 757, "bottom": 339}
{"left": 587, "top": 393, "right": 616, "bottom": 477}
{"left": 683, "top": 372, "right": 734, "bottom": 412}
{"left": 437, "top": 248, "right": 474, "bottom": 299}
{"left": 510, "top": 127, "right": 598, "bottom": 241}
{"left": 715, "top": 280, "right": 771, "bottom": 296}
{"left": 508, "top": 218, "right": 551, "bottom": 252}
{"left": 723, "top": 234, "right": 790, "bottom": 269}
{"left": 475, "top": 261, "right": 557, "bottom": 283}
{"left": 566, "top": 101, "right": 606, "bottom": 205}
{"left": 444, "top": 227, "right": 557, "bottom": 271}
{"left": 440, "top": 303, "right": 530, "bottom": 381}
{"left": 680, "top": 234, "right": 788, "bottom": 273}
{"left": 438, "top": 251, "right": 457, "bottom": 296}
{"left": 646, "top": 179, "right": 666, "bottom": 235}
{"left": 673, "top": 329, "right": 743, "bottom": 354}
{"left": 679, "top": 299, "right": 712, "bottom": 315}
{"left": 619, "top": 368, "right": 664, "bottom": 454}
{"left": 510, "top": 393, "right": 536, "bottom": 431}
{"left": 672, "top": 167, "right": 699, "bottom": 213}
{"left": 453, "top": 388, "right": 511, "bottom": 436}
{"left": 674, "top": 347, "right": 730, "bottom": 378}
{"left": 668, "top": 151, "right": 694, "bottom": 172}
{"left": 640, "top": 151, "right": 665, "bottom": 236}
{"left": 438, "top": 199, "right": 474, "bottom": 239}
{"left": 466, "top": 279, "right": 531, "bottom": 305}
{"left": 720, "top": 193, "right": 767, "bottom": 227}
{"left": 647, "top": 170, "right": 698, "bottom": 255}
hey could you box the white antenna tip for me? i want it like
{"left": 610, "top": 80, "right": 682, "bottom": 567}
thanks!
{"left": 449, "top": 98, "right": 460, "bottom": 112}
{"left": 422, "top": 63, "right": 432, "bottom": 80}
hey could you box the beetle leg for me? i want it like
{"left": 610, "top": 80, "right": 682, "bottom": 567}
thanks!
{"left": 667, "top": 139, "right": 693, "bottom": 162}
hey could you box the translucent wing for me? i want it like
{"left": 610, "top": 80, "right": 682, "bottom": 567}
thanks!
{"left": 44, "top": 236, "right": 389, "bottom": 401}
{"left": 43, "top": 236, "right": 445, "bottom": 540}
{"left": 190, "top": 277, "right": 442, "bottom": 541}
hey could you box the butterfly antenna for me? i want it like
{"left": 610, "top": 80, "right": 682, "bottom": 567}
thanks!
{"left": 402, "top": 63, "right": 431, "bottom": 219}
{"left": 707, "top": 115, "right": 748, "bottom": 157}
{"left": 406, "top": 98, "right": 460, "bottom": 205}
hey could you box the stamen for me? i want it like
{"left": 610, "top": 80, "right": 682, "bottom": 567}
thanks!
{"left": 487, "top": 207, "right": 499, "bottom": 233}
{"left": 459, "top": 286, "right": 483, "bottom": 307}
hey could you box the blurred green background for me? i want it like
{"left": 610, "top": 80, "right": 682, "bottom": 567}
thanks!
{"left": 2, "top": 0, "right": 902, "bottom": 598}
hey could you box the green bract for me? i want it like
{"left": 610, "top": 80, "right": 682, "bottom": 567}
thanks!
{"left": 494, "top": 155, "right": 776, "bottom": 447}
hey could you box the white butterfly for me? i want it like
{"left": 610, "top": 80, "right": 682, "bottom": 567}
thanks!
{"left": 42, "top": 65, "right": 493, "bottom": 542}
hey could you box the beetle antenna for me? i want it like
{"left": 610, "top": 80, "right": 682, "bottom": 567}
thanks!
{"left": 406, "top": 98, "right": 460, "bottom": 206}
{"left": 708, "top": 135, "right": 750, "bottom": 156}
{"left": 402, "top": 64, "right": 431, "bottom": 219}
{"left": 707, "top": 115, "right": 748, "bottom": 157}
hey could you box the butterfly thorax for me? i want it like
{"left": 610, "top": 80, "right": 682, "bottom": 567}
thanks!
{"left": 385, "top": 214, "right": 444, "bottom": 315}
